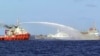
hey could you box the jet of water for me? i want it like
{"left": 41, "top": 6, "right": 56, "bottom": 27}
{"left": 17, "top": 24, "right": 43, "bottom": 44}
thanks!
{"left": 20, "top": 22, "right": 85, "bottom": 40}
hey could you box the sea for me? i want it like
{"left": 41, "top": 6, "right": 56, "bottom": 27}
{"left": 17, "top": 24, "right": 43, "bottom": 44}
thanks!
{"left": 0, "top": 38, "right": 100, "bottom": 56}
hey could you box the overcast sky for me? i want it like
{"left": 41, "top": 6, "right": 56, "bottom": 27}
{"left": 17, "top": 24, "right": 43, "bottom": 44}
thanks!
{"left": 0, "top": 0, "right": 100, "bottom": 34}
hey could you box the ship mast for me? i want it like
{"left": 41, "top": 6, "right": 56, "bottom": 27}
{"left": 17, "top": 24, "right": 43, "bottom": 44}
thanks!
{"left": 92, "top": 21, "right": 96, "bottom": 30}
{"left": 16, "top": 18, "right": 20, "bottom": 26}
{"left": 89, "top": 21, "right": 96, "bottom": 31}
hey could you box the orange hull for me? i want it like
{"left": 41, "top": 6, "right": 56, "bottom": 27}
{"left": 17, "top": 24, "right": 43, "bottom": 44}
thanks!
{"left": 0, "top": 34, "right": 30, "bottom": 41}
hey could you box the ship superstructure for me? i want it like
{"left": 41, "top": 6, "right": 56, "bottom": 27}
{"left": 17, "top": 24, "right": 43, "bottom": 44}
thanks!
{"left": 47, "top": 29, "right": 69, "bottom": 38}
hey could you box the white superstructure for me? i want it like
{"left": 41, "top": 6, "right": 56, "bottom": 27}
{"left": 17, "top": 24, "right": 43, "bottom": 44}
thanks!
{"left": 47, "top": 29, "right": 69, "bottom": 38}
{"left": 5, "top": 25, "right": 28, "bottom": 36}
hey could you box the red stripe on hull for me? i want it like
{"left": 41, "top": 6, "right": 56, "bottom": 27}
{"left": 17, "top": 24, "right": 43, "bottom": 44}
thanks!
{"left": 0, "top": 33, "right": 30, "bottom": 41}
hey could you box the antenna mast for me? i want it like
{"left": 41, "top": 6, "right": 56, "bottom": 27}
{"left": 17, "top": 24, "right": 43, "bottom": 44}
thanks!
{"left": 92, "top": 21, "right": 96, "bottom": 30}
{"left": 16, "top": 17, "right": 20, "bottom": 26}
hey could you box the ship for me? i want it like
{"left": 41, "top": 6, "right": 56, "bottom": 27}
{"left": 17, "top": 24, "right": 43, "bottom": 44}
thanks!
{"left": 32, "top": 29, "right": 70, "bottom": 40}
{"left": 81, "top": 23, "right": 100, "bottom": 40}
{"left": 0, "top": 19, "right": 30, "bottom": 41}
{"left": 47, "top": 29, "right": 70, "bottom": 39}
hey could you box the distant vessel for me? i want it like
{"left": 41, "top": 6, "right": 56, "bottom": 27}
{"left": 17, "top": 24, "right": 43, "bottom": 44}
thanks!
{"left": 0, "top": 19, "right": 30, "bottom": 40}
{"left": 47, "top": 29, "right": 69, "bottom": 38}
{"left": 32, "top": 29, "right": 70, "bottom": 40}
{"left": 81, "top": 23, "right": 100, "bottom": 39}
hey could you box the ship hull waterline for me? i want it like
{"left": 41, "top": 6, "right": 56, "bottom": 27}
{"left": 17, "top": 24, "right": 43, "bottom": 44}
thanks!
{"left": 0, "top": 34, "right": 30, "bottom": 41}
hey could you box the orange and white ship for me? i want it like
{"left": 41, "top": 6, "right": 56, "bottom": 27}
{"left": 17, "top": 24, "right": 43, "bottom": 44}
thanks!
{"left": 0, "top": 20, "right": 30, "bottom": 41}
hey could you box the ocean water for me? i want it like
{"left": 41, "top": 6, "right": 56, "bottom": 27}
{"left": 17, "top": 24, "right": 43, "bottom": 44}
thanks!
{"left": 0, "top": 39, "right": 100, "bottom": 56}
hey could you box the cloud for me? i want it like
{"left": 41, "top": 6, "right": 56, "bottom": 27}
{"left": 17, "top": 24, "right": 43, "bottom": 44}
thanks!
{"left": 86, "top": 4, "right": 97, "bottom": 7}
{"left": 73, "top": 0, "right": 84, "bottom": 2}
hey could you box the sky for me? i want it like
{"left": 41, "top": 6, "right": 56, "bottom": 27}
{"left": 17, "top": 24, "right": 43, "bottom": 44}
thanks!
{"left": 0, "top": 0, "right": 100, "bottom": 35}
